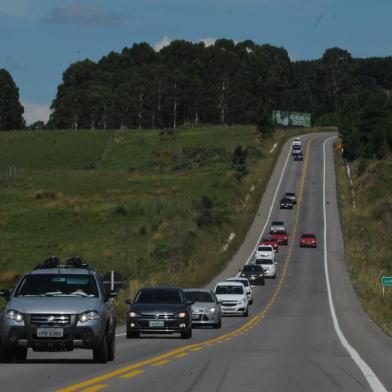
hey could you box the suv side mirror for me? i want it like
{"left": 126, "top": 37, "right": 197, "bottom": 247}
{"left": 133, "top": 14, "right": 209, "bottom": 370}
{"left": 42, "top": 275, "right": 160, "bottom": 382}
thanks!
{"left": 125, "top": 299, "right": 132, "bottom": 305}
{"left": 0, "top": 289, "right": 10, "bottom": 301}
{"left": 105, "top": 290, "right": 117, "bottom": 301}
{"left": 186, "top": 300, "right": 194, "bottom": 306}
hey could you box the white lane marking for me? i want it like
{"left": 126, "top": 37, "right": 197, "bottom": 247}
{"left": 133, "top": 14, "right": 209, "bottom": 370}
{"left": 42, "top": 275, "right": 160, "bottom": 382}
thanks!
{"left": 269, "top": 143, "right": 278, "bottom": 154}
{"left": 116, "top": 332, "right": 126, "bottom": 337}
{"left": 244, "top": 136, "right": 300, "bottom": 265}
{"left": 322, "top": 136, "right": 387, "bottom": 392}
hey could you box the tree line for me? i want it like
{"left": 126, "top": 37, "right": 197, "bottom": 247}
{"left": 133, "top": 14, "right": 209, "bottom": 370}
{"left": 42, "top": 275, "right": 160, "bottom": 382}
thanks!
{"left": 1, "top": 39, "right": 392, "bottom": 159}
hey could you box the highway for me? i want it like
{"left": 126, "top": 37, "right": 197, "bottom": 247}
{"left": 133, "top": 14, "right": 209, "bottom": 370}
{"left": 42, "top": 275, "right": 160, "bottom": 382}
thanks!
{"left": 1, "top": 133, "right": 391, "bottom": 392}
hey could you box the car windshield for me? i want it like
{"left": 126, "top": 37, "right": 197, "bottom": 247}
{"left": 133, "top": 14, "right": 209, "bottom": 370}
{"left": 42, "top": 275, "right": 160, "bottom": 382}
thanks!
{"left": 281, "top": 198, "right": 291, "bottom": 202}
{"left": 228, "top": 279, "right": 249, "bottom": 287}
{"left": 16, "top": 274, "right": 98, "bottom": 297}
{"left": 272, "top": 221, "right": 284, "bottom": 226}
{"left": 257, "top": 246, "right": 272, "bottom": 252}
{"left": 215, "top": 285, "right": 244, "bottom": 295}
{"left": 184, "top": 291, "right": 214, "bottom": 303}
{"left": 135, "top": 289, "right": 183, "bottom": 304}
{"left": 303, "top": 234, "right": 315, "bottom": 238}
{"left": 255, "top": 259, "right": 274, "bottom": 265}
{"left": 243, "top": 265, "right": 262, "bottom": 272}
{"left": 285, "top": 193, "right": 295, "bottom": 197}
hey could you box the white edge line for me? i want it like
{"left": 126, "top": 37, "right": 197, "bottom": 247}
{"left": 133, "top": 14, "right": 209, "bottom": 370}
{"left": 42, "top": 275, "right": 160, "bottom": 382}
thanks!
{"left": 322, "top": 136, "right": 387, "bottom": 392}
{"left": 244, "top": 136, "right": 296, "bottom": 266}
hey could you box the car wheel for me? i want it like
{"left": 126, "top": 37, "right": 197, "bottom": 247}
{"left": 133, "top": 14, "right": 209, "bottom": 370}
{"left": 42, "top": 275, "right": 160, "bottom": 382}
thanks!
{"left": 107, "top": 335, "right": 115, "bottom": 361}
{"left": 93, "top": 334, "right": 108, "bottom": 363}
{"left": 243, "top": 308, "right": 249, "bottom": 317}
{"left": 181, "top": 328, "right": 192, "bottom": 339}
{"left": 126, "top": 330, "right": 140, "bottom": 339}
{"left": 0, "top": 345, "right": 15, "bottom": 363}
{"left": 213, "top": 320, "right": 222, "bottom": 329}
{"left": 273, "top": 274, "right": 276, "bottom": 279}
{"left": 14, "top": 347, "right": 28, "bottom": 361}
{"left": 249, "top": 298, "right": 253, "bottom": 305}
{"left": 261, "top": 279, "right": 265, "bottom": 285}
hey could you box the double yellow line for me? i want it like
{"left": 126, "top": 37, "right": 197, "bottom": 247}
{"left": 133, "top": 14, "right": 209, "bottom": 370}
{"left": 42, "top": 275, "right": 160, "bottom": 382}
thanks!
{"left": 58, "top": 136, "right": 316, "bottom": 392}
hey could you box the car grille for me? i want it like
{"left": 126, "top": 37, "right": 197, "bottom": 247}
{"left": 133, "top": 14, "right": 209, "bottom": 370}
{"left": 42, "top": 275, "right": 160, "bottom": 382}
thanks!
{"left": 31, "top": 314, "right": 71, "bottom": 326}
{"left": 221, "top": 301, "right": 237, "bottom": 307}
{"left": 140, "top": 313, "right": 176, "bottom": 320}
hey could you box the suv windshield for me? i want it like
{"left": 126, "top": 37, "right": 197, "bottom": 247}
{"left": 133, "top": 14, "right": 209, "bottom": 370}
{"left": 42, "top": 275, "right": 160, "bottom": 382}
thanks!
{"left": 255, "top": 259, "right": 274, "bottom": 265}
{"left": 243, "top": 265, "right": 262, "bottom": 272}
{"left": 228, "top": 279, "right": 249, "bottom": 287}
{"left": 257, "top": 246, "right": 272, "bottom": 252}
{"left": 184, "top": 291, "right": 214, "bottom": 303}
{"left": 135, "top": 289, "right": 183, "bottom": 304}
{"left": 16, "top": 274, "right": 98, "bottom": 297}
{"left": 215, "top": 286, "right": 244, "bottom": 295}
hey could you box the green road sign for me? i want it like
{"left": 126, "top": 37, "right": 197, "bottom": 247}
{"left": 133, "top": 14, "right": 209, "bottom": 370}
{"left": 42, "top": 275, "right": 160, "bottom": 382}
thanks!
{"left": 381, "top": 276, "right": 392, "bottom": 286}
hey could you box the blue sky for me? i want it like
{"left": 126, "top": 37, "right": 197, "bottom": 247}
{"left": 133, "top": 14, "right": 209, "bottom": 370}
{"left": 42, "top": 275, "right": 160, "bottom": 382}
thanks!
{"left": 0, "top": 0, "right": 391, "bottom": 124}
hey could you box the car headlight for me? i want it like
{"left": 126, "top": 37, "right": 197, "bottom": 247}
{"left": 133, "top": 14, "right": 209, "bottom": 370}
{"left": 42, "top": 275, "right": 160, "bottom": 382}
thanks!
{"left": 238, "top": 299, "right": 247, "bottom": 306}
{"left": 177, "top": 312, "right": 186, "bottom": 318}
{"left": 78, "top": 311, "right": 100, "bottom": 323}
{"left": 6, "top": 310, "right": 24, "bottom": 323}
{"left": 129, "top": 312, "right": 140, "bottom": 318}
{"left": 208, "top": 307, "right": 216, "bottom": 312}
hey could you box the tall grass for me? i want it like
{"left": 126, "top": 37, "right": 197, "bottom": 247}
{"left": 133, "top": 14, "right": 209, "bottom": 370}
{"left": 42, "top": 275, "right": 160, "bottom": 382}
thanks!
{"left": 0, "top": 126, "right": 304, "bottom": 318}
{"left": 335, "top": 148, "right": 392, "bottom": 335}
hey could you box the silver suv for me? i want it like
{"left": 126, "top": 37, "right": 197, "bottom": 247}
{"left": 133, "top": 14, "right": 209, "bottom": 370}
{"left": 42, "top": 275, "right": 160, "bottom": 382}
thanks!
{"left": 0, "top": 257, "right": 117, "bottom": 363}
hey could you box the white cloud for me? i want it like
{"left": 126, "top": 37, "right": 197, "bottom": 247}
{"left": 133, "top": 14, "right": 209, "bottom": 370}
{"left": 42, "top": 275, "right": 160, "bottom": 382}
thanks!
{"left": 22, "top": 101, "right": 51, "bottom": 125}
{"left": 153, "top": 35, "right": 172, "bottom": 52}
{"left": 198, "top": 37, "right": 217, "bottom": 47}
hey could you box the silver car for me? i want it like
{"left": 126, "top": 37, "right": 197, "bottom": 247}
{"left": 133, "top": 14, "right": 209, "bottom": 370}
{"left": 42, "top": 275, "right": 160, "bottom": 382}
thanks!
{"left": 0, "top": 257, "right": 117, "bottom": 363}
{"left": 183, "top": 289, "right": 222, "bottom": 329}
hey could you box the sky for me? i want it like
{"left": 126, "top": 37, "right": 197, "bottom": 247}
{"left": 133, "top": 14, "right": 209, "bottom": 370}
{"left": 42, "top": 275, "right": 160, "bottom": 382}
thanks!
{"left": 0, "top": 0, "right": 391, "bottom": 125}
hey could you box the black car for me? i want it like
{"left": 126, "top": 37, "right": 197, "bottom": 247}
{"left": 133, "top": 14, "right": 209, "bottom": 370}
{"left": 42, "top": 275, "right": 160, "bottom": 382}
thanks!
{"left": 126, "top": 287, "right": 193, "bottom": 339}
{"left": 280, "top": 197, "right": 294, "bottom": 209}
{"left": 293, "top": 152, "right": 303, "bottom": 161}
{"left": 239, "top": 265, "right": 265, "bottom": 285}
{"left": 284, "top": 192, "right": 297, "bottom": 205}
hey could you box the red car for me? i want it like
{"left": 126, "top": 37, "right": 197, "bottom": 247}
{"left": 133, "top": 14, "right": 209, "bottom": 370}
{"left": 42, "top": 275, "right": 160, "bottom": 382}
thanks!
{"left": 271, "top": 230, "right": 289, "bottom": 245}
{"left": 260, "top": 237, "right": 279, "bottom": 252}
{"left": 299, "top": 233, "right": 317, "bottom": 248}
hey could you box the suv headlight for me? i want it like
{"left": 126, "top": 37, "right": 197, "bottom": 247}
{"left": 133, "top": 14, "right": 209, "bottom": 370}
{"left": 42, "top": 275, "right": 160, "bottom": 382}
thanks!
{"left": 129, "top": 312, "right": 140, "bottom": 318}
{"left": 6, "top": 310, "right": 24, "bottom": 323}
{"left": 238, "top": 299, "right": 247, "bottom": 306}
{"left": 177, "top": 312, "right": 186, "bottom": 318}
{"left": 78, "top": 311, "right": 100, "bottom": 323}
{"left": 208, "top": 307, "right": 216, "bottom": 312}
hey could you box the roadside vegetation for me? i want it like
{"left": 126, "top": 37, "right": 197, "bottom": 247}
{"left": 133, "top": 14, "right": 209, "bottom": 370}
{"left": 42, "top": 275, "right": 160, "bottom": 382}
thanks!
{"left": 335, "top": 148, "right": 392, "bottom": 335}
{"left": 0, "top": 126, "right": 303, "bottom": 316}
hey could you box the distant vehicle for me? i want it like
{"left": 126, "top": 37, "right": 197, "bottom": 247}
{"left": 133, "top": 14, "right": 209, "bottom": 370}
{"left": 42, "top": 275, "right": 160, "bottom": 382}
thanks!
{"left": 270, "top": 221, "right": 286, "bottom": 233}
{"left": 280, "top": 197, "right": 294, "bottom": 209}
{"left": 255, "top": 245, "right": 275, "bottom": 260}
{"left": 126, "top": 287, "right": 193, "bottom": 339}
{"left": 214, "top": 282, "right": 249, "bottom": 317}
{"left": 271, "top": 230, "right": 289, "bottom": 245}
{"left": 260, "top": 237, "right": 278, "bottom": 252}
{"left": 292, "top": 138, "right": 302, "bottom": 149}
{"left": 0, "top": 257, "right": 117, "bottom": 363}
{"left": 284, "top": 192, "right": 297, "bottom": 205}
{"left": 299, "top": 233, "right": 317, "bottom": 248}
{"left": 239, "top": 264, "right": 265, "bottom": 285}
{"left": 183, "top": 289, "right": 222, "bottom": 329}
{"left": 226, "top": 277, "right": 253, "bottom": 304}
{"left": 253, "top": 258, "right": 277, "bottom": 279}
{"left": 293, "top": 152, "right": 304, "bottom": 161}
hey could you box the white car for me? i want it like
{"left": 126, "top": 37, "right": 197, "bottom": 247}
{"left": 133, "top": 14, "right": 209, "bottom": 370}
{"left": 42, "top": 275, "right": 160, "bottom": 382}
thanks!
{"left": 226, "top": 277, "right": 253, "bottom": 304}
{"left": 214, "top": 282, "right": 249, "bottom": 316}
{"left": 253, "top": 258, "right": 277, "bottom": 279}
{"left": 255, "top": 245, "right": 275, "bottom": 260}
{"left": 270, "top": 221, "right": 286, "bottom": 233}
{"left": 292, "top": 138, "right": 302, "bottom": 148}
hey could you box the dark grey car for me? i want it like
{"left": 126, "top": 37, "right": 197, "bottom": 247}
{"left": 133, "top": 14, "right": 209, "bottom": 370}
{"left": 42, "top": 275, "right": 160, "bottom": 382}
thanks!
{"left": 126, "top": 287, "right": 193, "bottom": 339}
{"left": 0, "top": 257, "right": 117, "bottom": 363}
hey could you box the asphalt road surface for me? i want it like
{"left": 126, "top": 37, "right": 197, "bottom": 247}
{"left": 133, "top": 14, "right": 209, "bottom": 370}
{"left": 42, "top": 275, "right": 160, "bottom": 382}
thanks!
{"left": 1, "top": 133, "right": 391, "bottom": 392}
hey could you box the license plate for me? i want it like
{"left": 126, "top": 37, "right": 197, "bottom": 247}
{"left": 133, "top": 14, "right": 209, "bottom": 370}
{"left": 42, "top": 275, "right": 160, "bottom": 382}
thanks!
{"left": 149, "top": 321, "right": 164, "bottom": 327}
{"left": 37, "top": 328, "right": 63, "bottom": 338}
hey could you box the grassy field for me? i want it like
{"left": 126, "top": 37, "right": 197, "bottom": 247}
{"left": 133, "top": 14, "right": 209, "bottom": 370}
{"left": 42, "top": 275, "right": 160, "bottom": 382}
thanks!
{"left": 335, "top": 148, "right": 392, "bottom": 335}
{"left": 0, "top": 126, "right": 301, "bottom": 316}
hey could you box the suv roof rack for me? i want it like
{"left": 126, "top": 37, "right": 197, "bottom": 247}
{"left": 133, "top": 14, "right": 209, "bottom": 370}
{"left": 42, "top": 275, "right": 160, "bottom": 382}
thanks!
{"left": 34, "top": 256, "right": 91, "bottom": 270}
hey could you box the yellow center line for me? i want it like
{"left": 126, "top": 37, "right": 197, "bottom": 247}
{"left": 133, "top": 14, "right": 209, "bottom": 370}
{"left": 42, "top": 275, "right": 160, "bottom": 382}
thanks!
{"left": 79, "top": 385, "right": 108, "bottom": 392}
{"left": 151, "top": 360, "right": 171, "bottom": 367}
{"left": 173, "top": 352, "right": 189, "bottom": 359}
{"left": 57, "top": 135, "right": 316, "bottom": 392}
{"left": 119, "top": 370, "right": 145, "bottom": 380}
